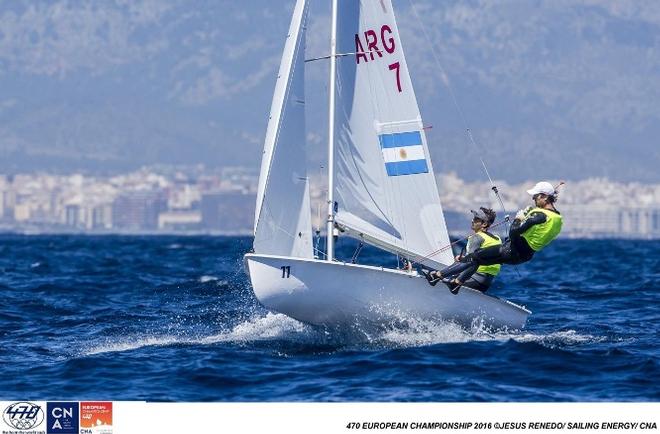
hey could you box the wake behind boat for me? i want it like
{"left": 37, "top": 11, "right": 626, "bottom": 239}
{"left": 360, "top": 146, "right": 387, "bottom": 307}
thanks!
{"left": 245, "top": 0, "right": 531, "bottom": 331}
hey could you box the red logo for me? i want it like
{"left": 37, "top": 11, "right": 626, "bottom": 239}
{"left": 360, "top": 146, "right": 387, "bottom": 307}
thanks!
{"left": 80, "top": 402, "right": 112, "bottom": 433}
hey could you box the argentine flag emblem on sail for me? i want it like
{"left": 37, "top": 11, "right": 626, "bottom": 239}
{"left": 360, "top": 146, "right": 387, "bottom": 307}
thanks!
{"left": 379, "top": 131, "right": 429, "bottom": 176}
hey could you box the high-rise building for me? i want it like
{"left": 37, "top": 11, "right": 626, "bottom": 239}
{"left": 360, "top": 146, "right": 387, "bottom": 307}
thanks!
{"left": 2, "top": 190, "right": 16, "bottom": 222}
{"left": 65, "top": 204, "right": 81, "bottom": 228}
{"left": 92, "top": 204, "right": 113, "bottom": 229}
{"left": 112, "top": 191, "right": 166, "bottom": 230}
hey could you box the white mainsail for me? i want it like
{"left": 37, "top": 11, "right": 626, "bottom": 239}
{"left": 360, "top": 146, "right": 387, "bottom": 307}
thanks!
{"left": 332, "top": 0, "right": 453, "bottom": 268}
{"left": 253, "top": 0, "right": 313, "bottom": 258}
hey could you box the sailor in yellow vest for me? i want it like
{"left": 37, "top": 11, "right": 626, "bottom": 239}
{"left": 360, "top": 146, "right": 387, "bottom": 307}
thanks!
{"left": 426, "top": 181, "right": 563, "bottom": 294}
{"left": 423, "top": 207, "right": 501, "bottom": 293}
{"left": 455, "top": 207, "right": 503, "bottom": 293}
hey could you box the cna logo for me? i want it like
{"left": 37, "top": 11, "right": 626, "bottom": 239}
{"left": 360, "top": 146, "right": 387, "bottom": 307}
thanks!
{"left": 2, "top": 401, "right": 44, "bottom": 430}
{"left": 46, "top": 402, "right": 79, "bottom": 434}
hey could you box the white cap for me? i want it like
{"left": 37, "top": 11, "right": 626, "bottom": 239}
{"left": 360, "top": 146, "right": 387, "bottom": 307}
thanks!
{"left": 526, "top": 181, "right": 556, "bottom": 196}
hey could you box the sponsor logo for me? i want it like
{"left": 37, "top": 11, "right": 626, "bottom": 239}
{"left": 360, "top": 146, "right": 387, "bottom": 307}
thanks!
{"left": 2, "top": 402, "right": 44, "bottom": 431}
{"left": 46, "top": 402, "right": 78, "bottom": 434}
{"left": 80, "top": 402, "right": 112, "bottom": 434}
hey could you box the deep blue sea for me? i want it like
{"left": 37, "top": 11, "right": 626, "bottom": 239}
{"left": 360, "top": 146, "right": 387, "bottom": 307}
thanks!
{"left": 0, "top": 235, "right": 658, "bottom": 402}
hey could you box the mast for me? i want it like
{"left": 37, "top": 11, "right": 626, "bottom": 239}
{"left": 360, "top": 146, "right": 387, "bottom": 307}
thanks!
{"left": 326, "top": 0, "right": 338, "bottom": 261}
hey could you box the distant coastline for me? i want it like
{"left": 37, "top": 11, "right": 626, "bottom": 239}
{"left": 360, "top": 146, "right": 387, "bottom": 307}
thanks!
{"left": 1, "top": 167, "right": 659, "bottom": 239}
{"left": 0, "top": 229, "right": 657, "bottom": 241}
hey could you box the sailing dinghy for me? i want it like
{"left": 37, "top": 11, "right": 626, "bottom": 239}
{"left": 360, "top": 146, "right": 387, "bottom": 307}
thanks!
{"left": 244, "top": 0, "right": 530, "bottom": 331}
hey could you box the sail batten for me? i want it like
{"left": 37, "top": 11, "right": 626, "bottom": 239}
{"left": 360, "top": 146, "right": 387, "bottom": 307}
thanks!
{"left": 332, "top": 0, "right": 453, "bottom": 267}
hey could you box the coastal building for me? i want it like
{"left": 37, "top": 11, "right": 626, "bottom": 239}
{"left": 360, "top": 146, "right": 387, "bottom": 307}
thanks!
{"left": 0, "top": 167, "right": 658, "bottom": 238}
{"left": 158, "top": 210, "right": 202, "bottom": 231}
{"left": 560, "top": 205, "right": 660, "bottom": 239}
{"left": 112, "top": 191, "right": 167, "bottom": 231}
{"left": 91, "top": 204, "right": 113, "bottom": 229}
{"left": 65, "top": 204, "right": 81, "bottom": 228}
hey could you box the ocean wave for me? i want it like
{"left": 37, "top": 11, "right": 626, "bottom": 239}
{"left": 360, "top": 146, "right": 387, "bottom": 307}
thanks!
{"left": 78, "top": 313, "right": 320, "bottom": 356}
{"left": 198, "top": 275, "right": 218, "bottom": 283}
{"left": 5, "top": 236, "right": 658, "bottom": 401}
{"left": 370, "top": 316, "right": 606, "bottom": 349}
{"left": 199, "top": 313, "right": 315, "bottom": 344}
{"left": 82, "top": 336, "right": 183, "bottom": 356}
{"left": 78, "top": 311, "right": 607, "bottom": 358}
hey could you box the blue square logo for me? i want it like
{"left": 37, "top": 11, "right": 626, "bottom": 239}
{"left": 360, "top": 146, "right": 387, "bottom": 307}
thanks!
{"left": 46, "top": 402, "right": 79, "bottom": 434}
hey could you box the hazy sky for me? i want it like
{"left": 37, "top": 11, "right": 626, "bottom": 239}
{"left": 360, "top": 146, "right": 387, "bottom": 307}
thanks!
{"left": 0, "top": 0, "right": 659, "bottom": 182}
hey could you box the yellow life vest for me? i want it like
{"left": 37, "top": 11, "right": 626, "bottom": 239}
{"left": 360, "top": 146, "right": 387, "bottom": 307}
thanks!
{"left": 521, "top": 207, "right": 563, "bottom": 251}
{"left": 475, "top": 231, "right": 501, "bottom": 276}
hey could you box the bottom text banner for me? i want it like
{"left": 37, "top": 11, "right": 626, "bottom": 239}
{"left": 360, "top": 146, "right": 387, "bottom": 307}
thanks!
{"left": 111, "top": 402, "right": 659, "bottom": 434}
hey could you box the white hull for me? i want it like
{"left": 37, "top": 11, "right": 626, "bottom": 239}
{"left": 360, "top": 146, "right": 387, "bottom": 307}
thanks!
{"left": 245, "top": 253, "right": 531, "bottom": 331}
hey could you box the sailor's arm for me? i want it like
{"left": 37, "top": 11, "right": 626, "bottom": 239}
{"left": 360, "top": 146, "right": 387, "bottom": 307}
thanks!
{"left": 510, "top": 211, "right": 547, "bottom": 236}
{"left": 457, "top": 233, "right": 483, "bottom": 261}
{"left": 465, "top": 234, "right": 484, "bottom": 255}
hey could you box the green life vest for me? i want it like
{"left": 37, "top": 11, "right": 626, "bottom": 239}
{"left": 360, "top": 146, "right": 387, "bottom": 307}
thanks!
{"left": 475, "top": 231, "right": 501, "bottom": 276}
{"left": 521, "top": 207, "right": 563, "bottom": 251}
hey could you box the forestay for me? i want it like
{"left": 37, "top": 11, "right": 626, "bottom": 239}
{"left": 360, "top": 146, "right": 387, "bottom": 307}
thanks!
{"left": 253, "top": 0, "right": 313, "bottom": 258}
{"left": 333, "top": 0, "right": 453, "bottom": 268}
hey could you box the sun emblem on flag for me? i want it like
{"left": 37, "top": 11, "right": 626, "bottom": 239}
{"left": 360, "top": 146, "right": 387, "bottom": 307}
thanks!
{"left": 399, "top": 148, "right": 408, "bottom": 160}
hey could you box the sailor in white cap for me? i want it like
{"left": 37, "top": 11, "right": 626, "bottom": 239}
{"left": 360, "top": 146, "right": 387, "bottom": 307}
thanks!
{"left": 426, "top": 181, "right": 563, "bottom": 294}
